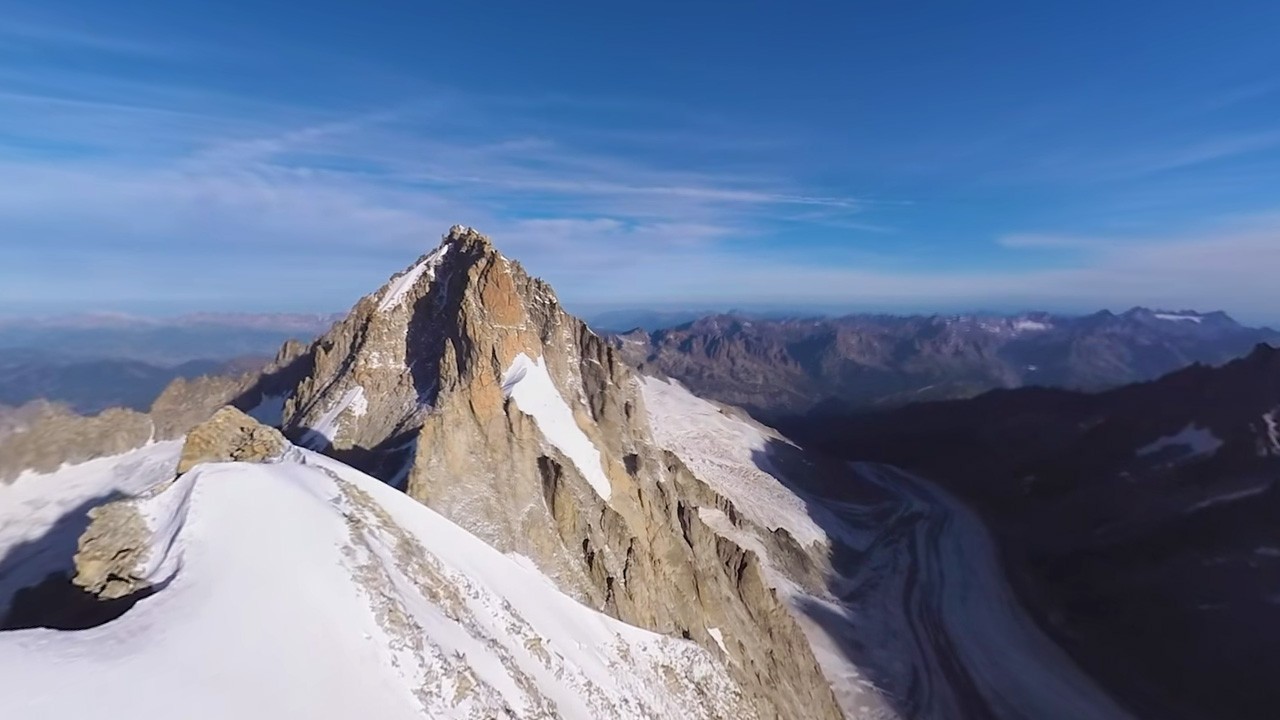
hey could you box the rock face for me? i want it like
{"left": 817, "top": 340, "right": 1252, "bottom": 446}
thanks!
{"left": 279, "top": 227, "right": 843, "bottom": 720}
{"left": 72, "top": 498, "right": 153, "bottom": 600}
{"left": 0, "top": 402, "right": 154, "bottom": 482}
{"left": 177, "top": 406, "right": 290, "bottom": 475}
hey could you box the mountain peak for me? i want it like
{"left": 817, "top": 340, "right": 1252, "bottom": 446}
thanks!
{"left": 442, "top": 223, "right": 496, "bottom": 253}
{"left": 270, "top": 225, "right": 842, "bottom": 718}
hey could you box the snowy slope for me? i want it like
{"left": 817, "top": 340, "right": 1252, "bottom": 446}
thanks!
{"left": 640, "top": 377, "right": 825, "bottom": 546}
{"left": 378, "top": 243, "right": 451, "bottom": 312}
{"left": 0, "top": 442, "right": 182, "bottom": 615}
{"left": 0, "top": 446, "right": 745, "bottom": 719}
{"left": 641, "top": 375, "right": 1133, "bottom": 720}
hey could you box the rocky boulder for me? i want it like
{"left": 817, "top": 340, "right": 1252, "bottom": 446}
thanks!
{"left": 72, "top": 498, "right": 153, "bottom": 600}
{"left": 177, "top": 406, "right": 289, "bottom": 475}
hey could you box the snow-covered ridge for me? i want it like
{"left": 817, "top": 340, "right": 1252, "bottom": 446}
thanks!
{"left": 0, "top": 448, "right": 744, "bottom": 719}
{"left": 378, "top": 243, "right": 451, "bottom": 313}
{"left": 0, "top": 442, "right": 182, "bottom": 615}
{"left": 502, "top": 353, "right": 612, "bottom": 501}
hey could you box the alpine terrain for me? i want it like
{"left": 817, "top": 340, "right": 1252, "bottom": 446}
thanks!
{"left": 0, "top": 226, "right": 1216, "bottom": 719}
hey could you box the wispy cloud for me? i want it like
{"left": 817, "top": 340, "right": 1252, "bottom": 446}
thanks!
{"left": 0, "top": 52, "right": 896, "bottom": 313}
{"left": 565, "top": 217, "right": 1280, "bottom": 322}
{"left": 0, "top": 18, "right": 190, "bottom": 58}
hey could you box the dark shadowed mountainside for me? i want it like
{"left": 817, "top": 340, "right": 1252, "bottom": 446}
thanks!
{"left": 778, "top": 343, "right": 1280, "bottom": 720}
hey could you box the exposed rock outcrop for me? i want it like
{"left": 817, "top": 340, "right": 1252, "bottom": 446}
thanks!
{"left": 0, "top": 402, "right": 154, "bottom": 482}
{"left": 71, "top": 498, "right": 152, "bottom": 600}
{"left": 72, "top": 407, "right": 290, "bottom": 602}
{"left": 177, "top": 406, "right": 290, "bottom": 475}
{"left": 280, "top": 227, "right": 844, "bottom": 719}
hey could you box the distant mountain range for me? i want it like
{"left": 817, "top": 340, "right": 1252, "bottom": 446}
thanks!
{"left": 0, "top": 352, "right": 268, "bottom": 414}
{"left": 0, "top": 312, "right": 342, "bottom": 365}
{"left": 612, "top": 307, "right": 1280, "bottom": 420}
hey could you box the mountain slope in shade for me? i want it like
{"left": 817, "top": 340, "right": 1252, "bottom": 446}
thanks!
{"left": 0, "top": 441, "right": 750, "bottom": 719}
{"left": 614, "top": 309, "right": 1280, "bottom": 420}
{"left": 641, "top": 376, "right": 1134, "bottom": 720}
{"left": 782, "top": 343, "right": 1280, "bottom": 720}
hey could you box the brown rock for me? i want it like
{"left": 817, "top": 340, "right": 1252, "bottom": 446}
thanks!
{"left": 281, "top": 226, "right": 844, "bottom": 720}
{"left": 177, "top": 406, "right": 290, "bottom": 475}
{"left": 72, "top": 498, "right": 153, "bottom": 600}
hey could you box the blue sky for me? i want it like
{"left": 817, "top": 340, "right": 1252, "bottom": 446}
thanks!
{"left": 1, "top": 1, "right": 1279, "bottom": 322}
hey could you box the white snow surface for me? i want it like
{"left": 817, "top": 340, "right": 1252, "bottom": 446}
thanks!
{"left": 378, "top": 243, "right": 450, "bottom": 312}
{"left": 1154, "top": 312, "right": 1203, "bottom": 323}
{"left": 1013, "top": 319, "right": 1052, "bottom": 332}
{"left": 502, "top": 353, "right": 612, "bottom": 501}
{"left": 0, "top": 448, "right": 744, "bottom": 719}
{"left": 302, "top": 385, "right": 367, "bottom": 449}
{"left": 1137, "top": 424, "right": 1224, "bottom": 459}
{"left": 0, "top": 442, "right": 182, "bottom": 614}
{"left": 641, "top": 376, "right": 827, "bottom": 547}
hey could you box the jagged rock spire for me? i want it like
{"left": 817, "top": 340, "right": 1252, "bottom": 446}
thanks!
{"left": 275, "top": 226, "right": 843, "bottom": 719}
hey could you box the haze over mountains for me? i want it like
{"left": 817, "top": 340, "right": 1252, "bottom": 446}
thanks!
{"left": 612, "top": 308, "right": 1280, "bottom": 420}
{"left": 0, "top": 312, "right": 342, "bottom": 364}
{"left": 4, "top": 304, "right": 1273, "bottom": 420}
{"left": 0, "top": 313, "right": 339, "bottom": 413}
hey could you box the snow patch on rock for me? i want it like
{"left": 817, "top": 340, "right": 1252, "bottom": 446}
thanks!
{"left": 502, "top": 354, "right": 612, "bottom": 501}
{"left": 1154, "top": 313, "right": 1203, "bottom": 323}
{"left": 246, "top": 393, "right": 287, "bottom": 427}
{"left": 378, "top": 243, "right": 451, "bottom": 312}
{"left": 302, "top": 386, "right": 368, "bottom": 449}
{"left": 1137, "top": 424, "right": 1223, "bottom": 459}
{"left": 1262, "top": 410, "right": 1280, "bottom": 457}
{"left": 1013, "top": 319, "right": 1052, "bottom": 332}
